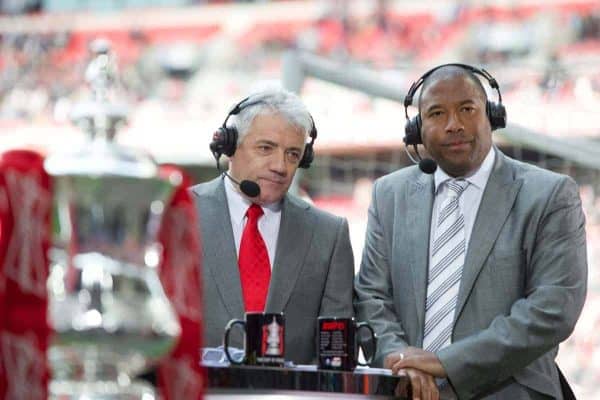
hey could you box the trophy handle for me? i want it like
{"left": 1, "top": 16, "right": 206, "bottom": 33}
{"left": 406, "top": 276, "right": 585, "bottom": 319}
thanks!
{"left": 356, "top": 322, "right": 377, "bottom": 366}
{"left": 224, "top": 319, "right": 246, "bottom": 365}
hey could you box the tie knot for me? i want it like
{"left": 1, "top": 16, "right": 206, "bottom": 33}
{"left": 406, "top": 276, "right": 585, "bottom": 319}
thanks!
{"left": 446, "top": 179, "right": 469, "bottom": 198}
{"left": 246, "top": 204, "right": 264, "bottom": 221}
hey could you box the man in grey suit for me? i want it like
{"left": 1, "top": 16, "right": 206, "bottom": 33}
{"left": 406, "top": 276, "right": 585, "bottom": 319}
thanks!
{"left": 355, "top": 65, "right": 587, "bottom": 399}
{"left": 190, "top": 89, "right": 354, "bottom": 364}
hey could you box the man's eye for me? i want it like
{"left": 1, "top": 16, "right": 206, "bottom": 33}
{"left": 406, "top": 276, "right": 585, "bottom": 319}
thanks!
{"left": 286, "top": 151, "right": 301, "bottom": 163}
{"left": 429, "top": 110, "right": 443, "bottom": 118}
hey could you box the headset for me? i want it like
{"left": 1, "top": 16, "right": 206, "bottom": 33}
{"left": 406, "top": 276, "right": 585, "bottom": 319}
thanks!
{"left": 209, "top": 96, "right": 317, "bottom": 169}
{"left": 403, "top": 63, "right": 507, "bottom": 146}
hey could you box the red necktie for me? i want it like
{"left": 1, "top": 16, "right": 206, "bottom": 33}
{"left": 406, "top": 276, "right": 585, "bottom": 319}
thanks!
{"left": 238, "top": 204, "right": 271, "bottom": 312}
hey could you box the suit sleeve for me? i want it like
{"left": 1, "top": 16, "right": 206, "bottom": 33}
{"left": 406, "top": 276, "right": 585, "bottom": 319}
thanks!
{"left": 354, "top": 179, "right": 410, "bottom": 366}
{"left": 438, "top": 176, "right": 588, "bottom": 399}
{"left": 318, "top": 217, "right": 355, "bottom": 320}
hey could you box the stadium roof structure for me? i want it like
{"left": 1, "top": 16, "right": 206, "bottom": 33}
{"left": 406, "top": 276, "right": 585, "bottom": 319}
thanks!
{"left": 497, "top": 125, "right": 600, "bottom": 171}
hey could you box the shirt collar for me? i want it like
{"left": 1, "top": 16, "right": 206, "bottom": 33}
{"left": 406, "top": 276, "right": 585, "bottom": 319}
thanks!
{"left": 434, "top": 146, "right": 495, "bottom": 194}
{"left": 224, "top": 175, "right": 282, "bottom": 226}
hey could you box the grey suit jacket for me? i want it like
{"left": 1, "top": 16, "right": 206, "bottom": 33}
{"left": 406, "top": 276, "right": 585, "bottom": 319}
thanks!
{"left": 355, "top": 150, "right": 587, "bottom": 399}
{"left": 190, "top": 177, "right": 354, "bottom": 364}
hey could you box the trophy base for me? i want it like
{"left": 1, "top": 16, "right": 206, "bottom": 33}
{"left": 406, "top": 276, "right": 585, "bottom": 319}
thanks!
{"left": 49, "top": 379, "right": 156, "bottom": 400}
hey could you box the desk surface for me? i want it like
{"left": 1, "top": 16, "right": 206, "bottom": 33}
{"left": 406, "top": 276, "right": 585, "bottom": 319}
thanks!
{"left": 204, "top": 363, "right": 410, "bottom": 399}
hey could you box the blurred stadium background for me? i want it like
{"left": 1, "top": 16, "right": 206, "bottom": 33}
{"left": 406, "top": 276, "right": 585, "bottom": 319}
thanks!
{"left": 1, "top": 0, "right": 599, "bottom": 397}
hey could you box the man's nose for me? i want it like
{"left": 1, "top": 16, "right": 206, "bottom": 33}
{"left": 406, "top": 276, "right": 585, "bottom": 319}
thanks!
{"left": 269, "top": 151, "right": 287, "bottom": 174}
{"left": 445, "top": 111, "right": 464, "bottom": 133}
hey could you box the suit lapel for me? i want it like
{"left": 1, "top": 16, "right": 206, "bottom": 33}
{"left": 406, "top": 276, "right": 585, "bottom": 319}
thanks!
{"left": 265, "top": 195, "right": 314, "bottom": 312}
{"left": 455, "top": 152, "right": 522, "bottom": 322}
{"left": 196, "top": 178, "right": 245, "bottom": 318}
{"left": 406, "top": 172, "right": 435, "bottom": 339}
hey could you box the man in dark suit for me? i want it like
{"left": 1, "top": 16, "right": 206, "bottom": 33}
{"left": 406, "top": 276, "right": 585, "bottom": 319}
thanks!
{"left": 190, "top": 88, "right": 354, "bottom": 364}
{"left": 355, "top": 65, "right": 587, "bottom": 399}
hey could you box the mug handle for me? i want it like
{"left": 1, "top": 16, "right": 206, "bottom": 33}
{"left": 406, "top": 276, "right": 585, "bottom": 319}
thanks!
{"left": 224, "top": 319, "right": 246, "bottom": 365}
{"left": 356, "top": 322, "right": 377, "bottom": 367}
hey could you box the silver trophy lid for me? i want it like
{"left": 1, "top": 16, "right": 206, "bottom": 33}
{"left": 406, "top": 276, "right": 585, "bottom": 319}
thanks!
{"left": 45, "top": 38, "right": 157, "bottom": 178}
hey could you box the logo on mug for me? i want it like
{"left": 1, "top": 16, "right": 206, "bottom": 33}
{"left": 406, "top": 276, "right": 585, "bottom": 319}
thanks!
{"left": 317, "top": 317, "right": 377, "bottom": 371}
{"left": 261, "top": 315, "right": 284, "bottom": 359}
{"left": 224, "top": 312, "right": 285, "bottom": 366}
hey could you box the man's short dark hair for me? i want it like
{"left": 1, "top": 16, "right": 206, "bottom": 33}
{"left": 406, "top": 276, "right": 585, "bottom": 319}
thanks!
{"left": 417, "top": 66, "right": 488, "bottom": 112}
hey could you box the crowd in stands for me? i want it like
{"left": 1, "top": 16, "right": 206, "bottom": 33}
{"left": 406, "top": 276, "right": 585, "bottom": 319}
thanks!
{"left": 2, "top": 1, "right": 600, "bottom": 129}
{"left": 0, "top": 0, "right": 293, "bottom": 14}
{"left": 0, "top": 31, "right": 81, "bottom": 122}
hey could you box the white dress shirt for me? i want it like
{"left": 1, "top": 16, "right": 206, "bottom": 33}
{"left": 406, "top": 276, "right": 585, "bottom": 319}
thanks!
{"left": 224, "top": 177, "right": 281, "bottom": 268}
{"left": 429, "top": 146, "right": 496, "bottom": 261}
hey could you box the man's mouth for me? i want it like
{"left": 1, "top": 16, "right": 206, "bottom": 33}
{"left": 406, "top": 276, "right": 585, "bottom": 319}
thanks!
{"left": 259, "top": 177, "right": 286, "bottom": 185}
{"left": 444, "top": 140, "right": 471, "bottom": 149}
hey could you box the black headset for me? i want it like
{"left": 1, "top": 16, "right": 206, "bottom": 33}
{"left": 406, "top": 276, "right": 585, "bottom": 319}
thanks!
{"left": 403, "top": 63, "right": 507, "bottom": 146}
{"left": 209, "top": 96, "right": 317, "bottom": 169}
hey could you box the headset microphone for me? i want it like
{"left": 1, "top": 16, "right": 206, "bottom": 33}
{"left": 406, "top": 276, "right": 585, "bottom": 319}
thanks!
{"left": 231, "top": 174, "right": 261, "bottom": 198}
{"left": 213, "top": 153, "right": 261, "bottom": 198}
{"left": 403, "top": 141, "right": 437, "bottom": 174}
{"left": 419, "top": 158, "right": 437, "bottom": 174}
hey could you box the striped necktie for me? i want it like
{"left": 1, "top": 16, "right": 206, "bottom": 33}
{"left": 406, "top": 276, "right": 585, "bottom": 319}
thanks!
{"left": 423, "top": 178, "right": 469, "bottom": 352}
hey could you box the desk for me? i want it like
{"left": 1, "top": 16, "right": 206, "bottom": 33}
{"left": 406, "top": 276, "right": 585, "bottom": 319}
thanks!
{"left": 204, "top": 363, "right": 410, "bottom": 399}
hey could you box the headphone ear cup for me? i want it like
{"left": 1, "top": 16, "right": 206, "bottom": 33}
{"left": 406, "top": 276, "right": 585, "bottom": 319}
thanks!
{"left": 223, "top": 127, "right": 238, "bottom": 157}
{"left": 404, "top": 115, "right": 423, "bottom": 145}
{"left": 210, "top": 126, "right": 238, "bottom": 157}
{"left": 486, "top": 101, "right": 507, "bottom": 131}
{"left": 298, "top": 143, "right": 314, "bottom": 169}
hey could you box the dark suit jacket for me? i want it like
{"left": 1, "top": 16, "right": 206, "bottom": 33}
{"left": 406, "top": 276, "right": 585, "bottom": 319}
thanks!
{"left": 190, "top": 177, "right": 354, "bottom": 364}
{"left": 355, "top": 150, "right": 587, "bottom": 399}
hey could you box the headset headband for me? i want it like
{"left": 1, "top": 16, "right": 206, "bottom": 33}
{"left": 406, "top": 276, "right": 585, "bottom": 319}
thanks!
{"left": 222, "top": 96, "right": 317, "bottom": 141}
{"left": 403, "top": 63, "right": 503, "bottom": 118}
{"left": 221, "top": 96, "right": 264, "bottom": 130}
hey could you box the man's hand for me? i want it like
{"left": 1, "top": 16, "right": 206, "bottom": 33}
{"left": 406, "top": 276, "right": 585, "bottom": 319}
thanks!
{"left": 385, "top": 350, "right": 441, "bottom": 400}
{"left": 386, "top": 347, "right": 447, "bottom": 378}
{"left": 393, "top": 366, "right": 440, "bottom": 400}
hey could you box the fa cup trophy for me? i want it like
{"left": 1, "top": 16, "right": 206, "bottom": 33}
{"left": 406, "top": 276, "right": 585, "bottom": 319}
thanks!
{"left": 45, "top": 39, "right": 181, "bottom": 399}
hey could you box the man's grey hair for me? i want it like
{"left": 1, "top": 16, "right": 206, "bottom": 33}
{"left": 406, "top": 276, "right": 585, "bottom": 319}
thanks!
{"left": 228, "top": 88, "right": 313, "bottom": 145}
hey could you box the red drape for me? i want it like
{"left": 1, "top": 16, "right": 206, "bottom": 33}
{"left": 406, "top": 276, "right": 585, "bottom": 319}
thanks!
{"left": 0, "top": 150, "right": 51, "bottom": 400}
{"left": 157, "top": 165, "right": 205, "bottom": 400}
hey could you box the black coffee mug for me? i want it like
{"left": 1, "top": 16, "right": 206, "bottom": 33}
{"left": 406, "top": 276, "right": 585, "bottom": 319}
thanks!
{"left": 317, "top": 317, "right": 377, "bottom": 371}
{"left": 224, "top": 312, "right": 285, "bottom": 366}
